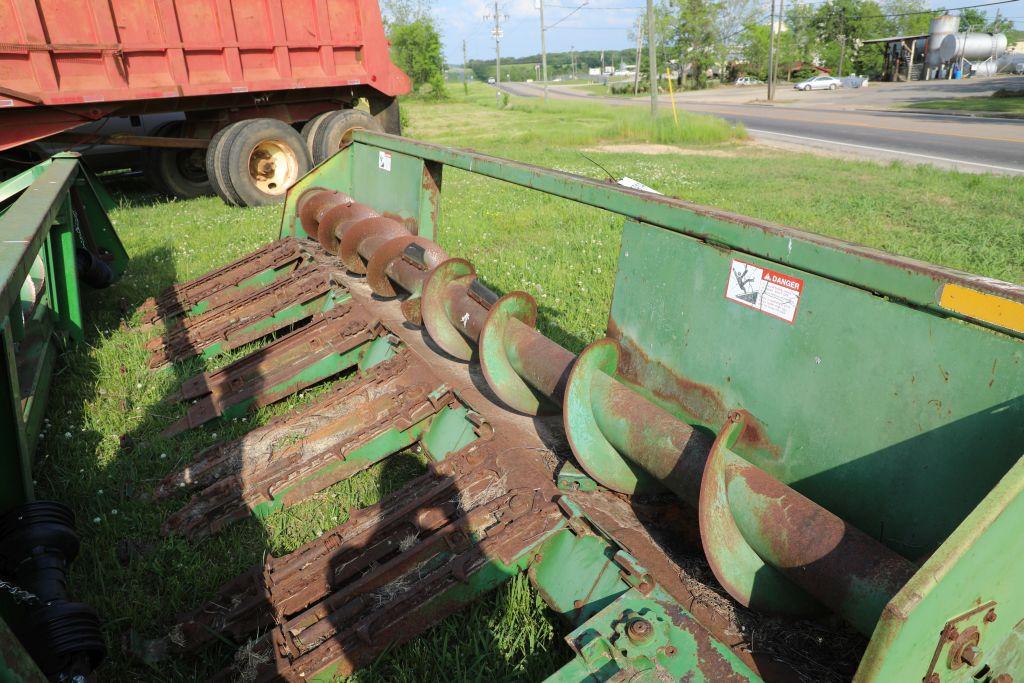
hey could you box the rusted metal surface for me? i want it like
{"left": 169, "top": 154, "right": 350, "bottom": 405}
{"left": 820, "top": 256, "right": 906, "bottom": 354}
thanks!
{"left": 144, "top": 256, "right": 346, "bottom": 368}
{"left": 143, "top": 186, "right": 992, "bottom": 681}
{"left": 607, "top": 320, "right": 778, "bottom": 460}
{"left": 145, "top": 210, "right": 876, "bottom": 680}
{"left": 718, "top": 448, "right": 917, "bottom": 635}
{"left": 49, "top": 131, "right": 210, "bottom": 149}
{"left": 160, "top": 306, "right": 381, "bottom": 436}
{"left": 157, "top": 349, "right": 465, "bottom": 540}
{"left": 136, "top": 238, "right": 309, "bottom": 328}
{"left": 160, "top": 439, "right": 565, "bottom": 682}
{"left": 274, "top": 192, "right": 918, "bottom": 635}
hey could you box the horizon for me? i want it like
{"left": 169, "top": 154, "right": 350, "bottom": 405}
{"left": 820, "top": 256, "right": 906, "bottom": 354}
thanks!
{"left": 434, "top": 0, "right": 1024, "bottom": 63}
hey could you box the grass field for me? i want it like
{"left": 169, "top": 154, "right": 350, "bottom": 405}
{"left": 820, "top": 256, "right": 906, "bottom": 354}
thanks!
{"left": 907, "top": 93, "right": 1024, "bottom": 115}
{"left": 32, "top": 83, "right": 1023, "bottom": 682}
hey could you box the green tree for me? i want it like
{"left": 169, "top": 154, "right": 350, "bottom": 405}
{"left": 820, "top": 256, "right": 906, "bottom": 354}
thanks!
{"left": 663, "top": 0, "right": 724, "bottom": 88}
{"left": 957, "top": 7, "right": 987, "bottom": 30}
{"left": 882, "top": 0, "right": 932, "bottom": 36}
{"left": 983, "top": 9, "right": 1013, "bottom": 32}
{"left": 381, "top": 0, "right": 431, "bottom": 28}
{"left": 389, "top": 19, "right": 447, "bottom": 98}
{"left": 810, "top": 0, "right": 891, "bottom": 77}
{"left": 741, "top": 24, "right": 771, "bottom": 78}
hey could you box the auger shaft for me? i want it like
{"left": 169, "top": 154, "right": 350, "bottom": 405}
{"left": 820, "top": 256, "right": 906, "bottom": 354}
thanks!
{"left": 296, "top": 187, "right": 917, "bottom": 636}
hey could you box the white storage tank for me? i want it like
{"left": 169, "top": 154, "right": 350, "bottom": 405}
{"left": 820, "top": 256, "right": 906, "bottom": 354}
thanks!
{"left": 940, "top": 32, "right": 1008, "bottom": 62}
{"left": 926, "top": 14, "right": 961, "bottom": 67}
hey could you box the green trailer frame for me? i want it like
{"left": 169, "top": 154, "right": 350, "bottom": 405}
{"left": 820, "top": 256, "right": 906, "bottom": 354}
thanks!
{"left": 275, "top": 131, "right": 1023, "bottom": 682}
{"left": 0, "top": 154, "right": 127, "bottom": 507}
{"left": 0, "top": 153, "right": 126, "bottom": 680}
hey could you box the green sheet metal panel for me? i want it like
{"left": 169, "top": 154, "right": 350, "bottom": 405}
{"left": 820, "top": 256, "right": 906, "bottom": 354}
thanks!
{"left": 607, "top": 220, "right": 1023, "bottom": 558}
{"left": 0, "top": 155, "right": 127, "bottom": 508}
{"left": 280, "top": 143, "right": 440, "bottom": 242}
{"left": 347, "top": 133, "right": 1022, "bottom": 338}
{"left": 855, "top": 458, "right": 1023, "bottom": 681}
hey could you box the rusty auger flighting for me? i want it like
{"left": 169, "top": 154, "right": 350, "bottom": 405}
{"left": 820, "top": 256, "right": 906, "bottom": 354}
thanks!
{"left": 135, "top": 133, "right": 1023, "bottom": 683}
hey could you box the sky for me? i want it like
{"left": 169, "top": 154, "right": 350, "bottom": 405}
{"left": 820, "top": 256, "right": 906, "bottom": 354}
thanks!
{"left": 434, "top": 0, "right": 1024, "bottom": 63}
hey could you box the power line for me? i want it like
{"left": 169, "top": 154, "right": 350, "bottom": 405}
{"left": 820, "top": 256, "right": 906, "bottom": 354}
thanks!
{"left": 546, "top": 1, "right": 591, "bottom": 29}
{"left": 821, "top": 0, "right": 1020, "bottom": 20}
{"left": 545, "top": 3, "right": 644, "bottom": 8}
{"left": 547, "top": 25, "right": 639, "bottom": 29}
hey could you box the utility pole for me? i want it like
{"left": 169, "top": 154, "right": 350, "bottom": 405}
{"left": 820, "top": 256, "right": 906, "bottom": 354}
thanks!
{"left": 775, "top": 0, "right": 785, "bottom": 86}
{"left": 837, "top": 8, "right": 847, "bottom": 77}
{"left": 539, "top": 0, "right": 548, "bottom": 101}
{"left": 646, "top": 0, "right": 657, "bottom": 116}
{"left": 486, "top": 1, "right": 507, "bottom": 105}
{"left": 571, "top": 45, "right": 576, "bottom": 79}
{"left": 767, "top": 0, "right": 777, "bottom": 100}
{"left": 462, "top": 39, "right": 469, "bottom": 94}
{"left": 633, "top": 16, "right": 642, "bottom": 95}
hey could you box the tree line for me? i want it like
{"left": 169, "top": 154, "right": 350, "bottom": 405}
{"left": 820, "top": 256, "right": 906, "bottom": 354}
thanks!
{"left": 378, "top": 0, "right": 1019, "bottom": 96}
{"left": 643, "top": 0, "right": 1017, "bottom": 88}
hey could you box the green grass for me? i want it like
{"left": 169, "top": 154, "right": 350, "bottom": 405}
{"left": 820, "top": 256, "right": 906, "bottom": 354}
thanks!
{"left": 31, "top": 81, "right": 1024, "bottom": 682}
{"left": 449, "top": 83, "right": 744, "bottom": 146}
{"left": 570, "top": 82, "right": 637, "bottom": 97}
{"left": 907, "top": 94, "right": 1024, "bottom": 115}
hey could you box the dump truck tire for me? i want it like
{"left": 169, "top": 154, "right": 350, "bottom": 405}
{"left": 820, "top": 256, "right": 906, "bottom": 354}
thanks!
{"left": 310, "top": 109, "right": 382, "bottom": 165}
{"left": 222, "top": 119, "right": 311, "bottom": 207}
{"left": 143, "top": 121, "right": 212, "bottom": 199}
{"left": 300, "top": 112, "right": 335, "bottom": 160}
{"left": 205, "top": 121, "right": 247, "bottom": 207}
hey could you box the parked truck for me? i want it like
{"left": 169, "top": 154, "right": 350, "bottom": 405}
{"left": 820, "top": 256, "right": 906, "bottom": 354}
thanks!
{"left": 0, "top": 0, "right": 410, "bottom": 205}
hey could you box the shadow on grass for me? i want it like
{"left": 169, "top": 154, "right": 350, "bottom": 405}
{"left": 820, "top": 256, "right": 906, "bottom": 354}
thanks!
{"left": 34, "top": 188, "right": 631, "bottom": 680}
{"left": 31, "top": 243, "right": 280, "bottom": 681}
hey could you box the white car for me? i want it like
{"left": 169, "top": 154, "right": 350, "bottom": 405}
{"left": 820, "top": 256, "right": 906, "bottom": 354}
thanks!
{"left": 735, "top": 76, "right": 761, "bottom": 86}
{"left": 794, "top": 75, "right": 841, "bottom": 91}
{"left": 487, "top": 77, "right": 496, "bottom": 84}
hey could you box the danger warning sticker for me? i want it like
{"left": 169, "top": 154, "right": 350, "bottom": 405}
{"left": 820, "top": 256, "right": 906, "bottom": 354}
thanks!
{"left": 724, "top": 259, "right": 804, "bottom": 323}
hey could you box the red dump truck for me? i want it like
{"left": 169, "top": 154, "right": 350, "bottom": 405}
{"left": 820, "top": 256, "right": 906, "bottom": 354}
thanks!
{"left": 0, "top": 0, "right": 410, "bottom": 205}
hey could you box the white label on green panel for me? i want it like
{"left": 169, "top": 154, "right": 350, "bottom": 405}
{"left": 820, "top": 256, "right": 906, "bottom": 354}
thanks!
{"left": 724, "top": 258, "right": 804, "bottom": 323}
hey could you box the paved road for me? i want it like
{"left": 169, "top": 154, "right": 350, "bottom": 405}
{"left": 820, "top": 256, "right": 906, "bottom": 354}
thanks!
{"left": 499, "top": 81, "right": 1024, "bottom": 175}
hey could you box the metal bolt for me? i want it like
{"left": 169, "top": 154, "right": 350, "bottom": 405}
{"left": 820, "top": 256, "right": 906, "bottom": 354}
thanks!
{"left": 960, "top": 645, "right": 982, "bottom": 666}
{"left": 991, "top": 675, "right": 1012, "bottom": 683}
{"left": 984, "top": 609, "right": 997, "bottom": 623}
{"left": 626, "top": 618, "right": 654, "bottom": 643}
{"left": 924, "top": 674, "right": 940, "bottom": 683}
{"left": 942, "top": 625, "right": 959, "bottom": 641}
{"left": 665, "top": 646, "right": 678, "bottom": 657}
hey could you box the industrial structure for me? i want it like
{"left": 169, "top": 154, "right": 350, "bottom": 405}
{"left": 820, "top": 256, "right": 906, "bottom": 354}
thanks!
{"left": 867, "top": 14, "right": 1010, "bottom": 81}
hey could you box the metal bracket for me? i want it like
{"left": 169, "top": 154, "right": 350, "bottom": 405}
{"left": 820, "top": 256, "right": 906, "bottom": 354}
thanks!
{"left": 923, "top": 600, "right": 997, "bottom": 682}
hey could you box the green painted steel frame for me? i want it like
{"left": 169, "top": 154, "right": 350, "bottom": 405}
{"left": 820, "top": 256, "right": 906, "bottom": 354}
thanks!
{"left": 278, "top": 134, "right": 1023, "bottom": 681}
{"left": 0, "top": 154, "right": 127, "bottom": 508}
{"left": 281, "top": 132, "right": 1022, "bottom": 337}
{"left": 0, "top": 153, "right": 126, "bottom": 683}
{"left": 280, "top": 137, "right": 442, "bottom": 243}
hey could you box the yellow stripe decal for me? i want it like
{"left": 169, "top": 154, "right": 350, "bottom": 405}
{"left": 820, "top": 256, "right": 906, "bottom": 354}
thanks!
{"left": 939, "top": 284, "right": 1024, "bottom": 334}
